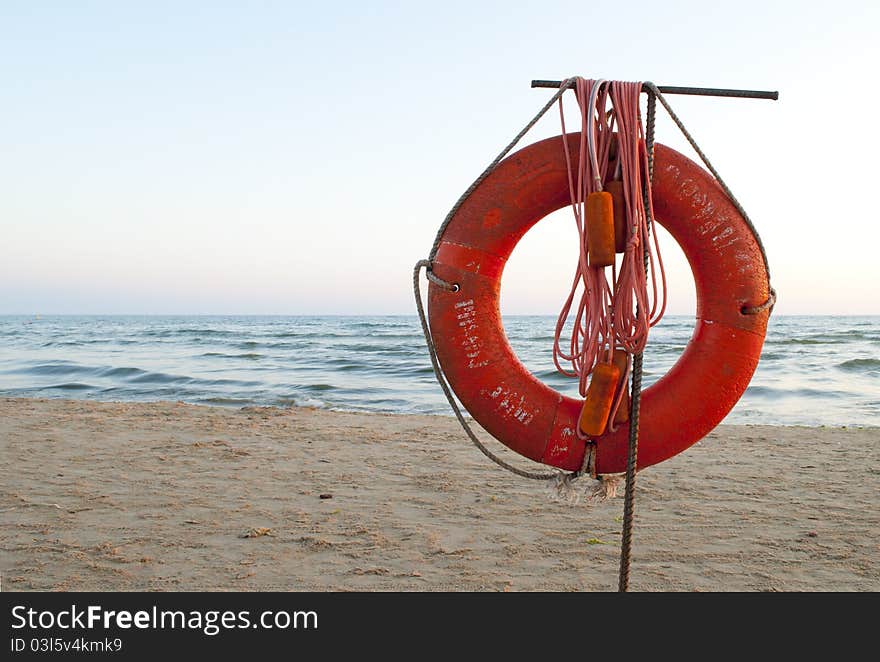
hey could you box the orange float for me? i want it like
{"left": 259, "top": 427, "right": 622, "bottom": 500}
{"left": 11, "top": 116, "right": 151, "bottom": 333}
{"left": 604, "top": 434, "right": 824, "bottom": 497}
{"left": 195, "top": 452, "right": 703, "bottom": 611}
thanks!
{"left": 577, "top": 362, "right": 620, "bottom": 437}
{"left": 584, "top": 191, "right": 615, "bottom": 267}
{"left": 427, "top": 133, "right": 771, "bottom": 475}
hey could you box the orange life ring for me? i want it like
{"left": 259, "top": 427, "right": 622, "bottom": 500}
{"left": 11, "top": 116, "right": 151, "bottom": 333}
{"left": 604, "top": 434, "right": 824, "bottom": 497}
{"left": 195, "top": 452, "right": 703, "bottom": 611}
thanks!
{"left": 427, "top": 134, "right": 771, "bottom": 474}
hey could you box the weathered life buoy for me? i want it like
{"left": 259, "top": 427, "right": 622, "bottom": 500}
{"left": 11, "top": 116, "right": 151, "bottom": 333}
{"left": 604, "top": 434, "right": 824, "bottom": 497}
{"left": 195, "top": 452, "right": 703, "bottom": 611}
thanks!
{"left": 427, "top": 133, "right": 771, "bottom": 475}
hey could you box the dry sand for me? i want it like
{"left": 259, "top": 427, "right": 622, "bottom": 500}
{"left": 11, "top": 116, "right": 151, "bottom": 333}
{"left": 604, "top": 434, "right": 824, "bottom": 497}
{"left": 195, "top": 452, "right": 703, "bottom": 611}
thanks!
{"left": 1, "top": 397, "right": 877, "bottom": 592}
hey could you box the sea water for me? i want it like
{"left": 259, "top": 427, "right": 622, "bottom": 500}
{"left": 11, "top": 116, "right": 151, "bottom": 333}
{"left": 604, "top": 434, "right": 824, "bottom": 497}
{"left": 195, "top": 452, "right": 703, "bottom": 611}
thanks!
{"left": 0, "top": 315, "right": 877, "bottom": 427}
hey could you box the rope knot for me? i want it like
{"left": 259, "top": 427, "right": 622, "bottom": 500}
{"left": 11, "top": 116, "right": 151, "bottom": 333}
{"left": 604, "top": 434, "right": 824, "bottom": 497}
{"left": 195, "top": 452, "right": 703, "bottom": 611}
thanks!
{"left": 741, "top": 287, "right": 777, "bottom": 315}
{"left": 416, "top": 259, "right": 459, "bottom": 292}
{"left": 548, "top": 471, "right": 622, "bottom": 504}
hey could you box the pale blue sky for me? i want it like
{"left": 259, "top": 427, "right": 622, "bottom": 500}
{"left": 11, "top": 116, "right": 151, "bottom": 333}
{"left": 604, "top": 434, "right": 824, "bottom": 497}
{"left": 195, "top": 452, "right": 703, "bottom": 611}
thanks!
{"left": 2, "top": 1, "right": 878, "bottom": 314}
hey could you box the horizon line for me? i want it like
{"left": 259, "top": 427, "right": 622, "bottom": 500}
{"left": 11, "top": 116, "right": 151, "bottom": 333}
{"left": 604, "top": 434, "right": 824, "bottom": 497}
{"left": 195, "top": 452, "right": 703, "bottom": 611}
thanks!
{"left": 2, "top": 312, "right": 879, "bottom": 318}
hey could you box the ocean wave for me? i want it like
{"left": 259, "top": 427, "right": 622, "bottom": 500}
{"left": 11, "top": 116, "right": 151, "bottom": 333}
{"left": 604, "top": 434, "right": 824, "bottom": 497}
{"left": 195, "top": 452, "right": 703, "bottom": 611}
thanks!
{"left": 333, "top": 342, "right": 414, "bottom": 354}
{"left": 172, "top": 328, "right": 236, "bottom": 336}
{"left": 767, "top": 337, "right": 844, "bottom": 346}
{"left": 402, "top": 366, "right": 435, "bottom": 376}
{"left": 271, "top": 395, "right": 326, "bottom": 408}
{"left": 837, "top": 358, "right": 880, "bottom": 373}
{"left": 41, "top": 337, "right": 141, "bottom": 347}
{"left": 100, "top": 366, "right": 148, "bottom": 378}
{"left": 197, "top": 377, "right": 263, "bottom": 387}
{"left": 200, "top": 352, "right": 264, "bottom": 360}
{"left": 302, "top": 383, "right": 336, "bottom": 392}
{"left": 46, "top": 382, "right": 93, "bottom": 390}
{"left": 757, "top": 351, "right": 784, "bottom": 361}
{"left": 198, "top": 397, "right": 254, "bottom": 406}
{"left": 746, "top": 385, "right": 856, "bottom": 398}
{"left": 11, "top": 362, "right": 85, "bottom": 376}
{"left": 128, "top": 371, "right": 193, "bottom": 385}
{"left": 767, "top": 330, "right": 874, "bottom": 345}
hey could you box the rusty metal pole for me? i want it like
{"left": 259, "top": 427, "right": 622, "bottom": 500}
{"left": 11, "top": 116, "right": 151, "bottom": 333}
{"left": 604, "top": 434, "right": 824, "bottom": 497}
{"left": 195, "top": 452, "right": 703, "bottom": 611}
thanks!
{"left": 530, "top": 79, "right": 778, "bottom": 100}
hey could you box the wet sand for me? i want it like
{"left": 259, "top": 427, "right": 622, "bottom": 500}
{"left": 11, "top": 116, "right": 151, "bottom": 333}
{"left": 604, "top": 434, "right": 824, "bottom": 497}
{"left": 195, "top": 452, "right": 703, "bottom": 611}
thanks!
{"left": 1, "top": 397, "right": 877, "bottom": 591}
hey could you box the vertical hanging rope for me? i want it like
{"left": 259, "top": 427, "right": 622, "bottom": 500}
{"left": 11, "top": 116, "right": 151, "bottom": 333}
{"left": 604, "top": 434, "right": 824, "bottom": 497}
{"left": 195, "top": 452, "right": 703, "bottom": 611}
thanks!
{"left": 618, "top": 89, "right": 656, "bottom": 593}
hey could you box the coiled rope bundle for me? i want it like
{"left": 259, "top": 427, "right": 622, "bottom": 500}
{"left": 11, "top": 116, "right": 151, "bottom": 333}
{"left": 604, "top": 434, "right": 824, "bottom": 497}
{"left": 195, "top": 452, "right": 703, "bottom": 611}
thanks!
{"left": 553, "top": 78, "right": 667, "bottom": 436}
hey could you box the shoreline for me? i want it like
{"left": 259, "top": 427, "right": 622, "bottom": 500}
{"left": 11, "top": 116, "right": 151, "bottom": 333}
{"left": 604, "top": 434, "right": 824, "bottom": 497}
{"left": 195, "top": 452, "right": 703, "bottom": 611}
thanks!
{"left": 1, "top": 397, "right": 877, "bottom": 591}
{"left": 2, "top": 394, "right": 876, "bottom": 431}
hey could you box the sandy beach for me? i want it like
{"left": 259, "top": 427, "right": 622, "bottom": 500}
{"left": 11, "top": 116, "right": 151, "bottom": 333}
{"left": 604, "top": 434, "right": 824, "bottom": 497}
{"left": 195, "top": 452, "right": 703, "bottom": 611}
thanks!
{"left": 1, "top": 397, "right": 877, "bottom": 592}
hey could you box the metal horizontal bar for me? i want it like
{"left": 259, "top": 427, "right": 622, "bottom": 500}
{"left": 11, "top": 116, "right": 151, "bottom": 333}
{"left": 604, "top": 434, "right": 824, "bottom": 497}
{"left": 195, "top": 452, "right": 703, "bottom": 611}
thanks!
{"left": 530, "top": 79, "right": 779, "bottom": 101}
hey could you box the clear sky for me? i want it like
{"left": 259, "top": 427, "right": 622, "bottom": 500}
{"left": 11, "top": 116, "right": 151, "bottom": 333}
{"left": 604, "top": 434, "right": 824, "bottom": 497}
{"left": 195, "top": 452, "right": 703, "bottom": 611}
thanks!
{"left": 2, "top": 1, "right": 878, "bottom": 315}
